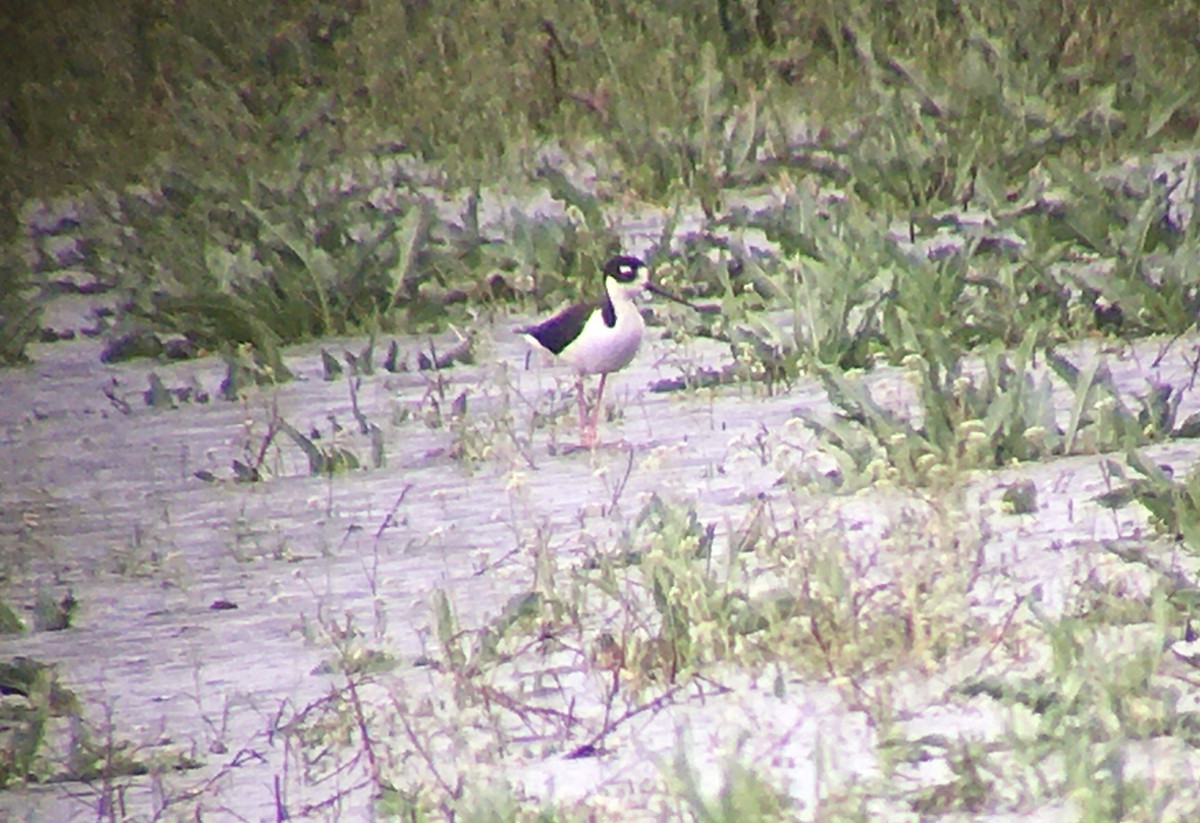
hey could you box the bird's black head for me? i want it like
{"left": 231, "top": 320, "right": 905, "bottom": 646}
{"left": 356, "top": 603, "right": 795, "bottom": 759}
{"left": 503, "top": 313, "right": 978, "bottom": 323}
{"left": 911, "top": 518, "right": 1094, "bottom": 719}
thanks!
{"left": 603, "top": 255, "right": 646, "bottom": 284}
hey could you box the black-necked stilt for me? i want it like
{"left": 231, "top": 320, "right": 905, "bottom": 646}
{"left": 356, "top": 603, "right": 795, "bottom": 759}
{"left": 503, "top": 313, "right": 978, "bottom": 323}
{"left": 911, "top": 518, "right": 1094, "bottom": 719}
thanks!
{"left": 519, "top": 255, "right": 696, "bottom": 448}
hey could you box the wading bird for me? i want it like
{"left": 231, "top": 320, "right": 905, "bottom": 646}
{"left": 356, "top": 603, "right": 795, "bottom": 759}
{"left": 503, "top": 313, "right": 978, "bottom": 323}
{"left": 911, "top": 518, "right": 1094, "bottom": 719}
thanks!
{"left": 519, "top": 255, "right": 697, "bottom": 448}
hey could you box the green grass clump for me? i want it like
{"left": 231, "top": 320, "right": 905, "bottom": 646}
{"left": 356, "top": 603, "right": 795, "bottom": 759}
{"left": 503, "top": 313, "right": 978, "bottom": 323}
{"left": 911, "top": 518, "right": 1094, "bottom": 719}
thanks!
{"left": 0, "top": 657, "right": 176, "bottom": 790}
{"left": 0, "top": 248, "right": 39, "bottom": 365}
{"left": 1099, "top": 452, "right": 1200, "bottom": 553}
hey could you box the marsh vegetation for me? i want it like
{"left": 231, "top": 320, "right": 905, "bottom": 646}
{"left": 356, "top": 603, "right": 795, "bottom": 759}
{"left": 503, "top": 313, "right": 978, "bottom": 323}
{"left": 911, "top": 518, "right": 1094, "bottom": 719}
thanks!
{"left": 4, "top": 0, "right": 1200, "bottom": 819}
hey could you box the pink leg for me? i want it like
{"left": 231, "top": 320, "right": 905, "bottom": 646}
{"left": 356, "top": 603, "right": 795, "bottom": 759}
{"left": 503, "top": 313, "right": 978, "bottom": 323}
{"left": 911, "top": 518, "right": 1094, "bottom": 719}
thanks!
{"left": 577, "top": 375, "right": 595, "bottom": 448}
{"left": 588, "top": 372, "right": 608, "bottom": 447}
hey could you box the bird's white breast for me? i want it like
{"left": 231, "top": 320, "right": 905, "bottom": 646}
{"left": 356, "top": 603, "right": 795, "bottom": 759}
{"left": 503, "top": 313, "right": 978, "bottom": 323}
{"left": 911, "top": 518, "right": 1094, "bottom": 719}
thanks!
{"left": 559, "top": 300, "right": 645, "bottom": 375}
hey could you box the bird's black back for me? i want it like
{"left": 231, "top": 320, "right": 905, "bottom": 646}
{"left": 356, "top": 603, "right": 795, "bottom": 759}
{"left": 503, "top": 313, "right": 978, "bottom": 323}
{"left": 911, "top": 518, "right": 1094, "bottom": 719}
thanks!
{"left": 521, "top": 300, "right": 610, "bottom": 354}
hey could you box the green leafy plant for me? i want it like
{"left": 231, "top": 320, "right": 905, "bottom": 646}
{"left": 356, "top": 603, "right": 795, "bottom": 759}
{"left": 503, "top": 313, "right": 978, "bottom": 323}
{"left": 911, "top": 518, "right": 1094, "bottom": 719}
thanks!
{"left": 1042, "top": 156, "right": 1200, "bottom": 337}
{"left": 797, "top": 335, "right": 1054, "bottom": 488}
{"left": 0, "top": 250, "right": 40, "bottom": 365}
{"left": 670, "top": 748, "right": 792, "bottom": 822}
{"left": 798, "top": 322, "right": 1183, "bottom": 489}
{"left": 1098, "top": 452, "right": 1200, "bottom": 552}
{"left": 0, "top": 658, "right": 70, "bottom": 787}
{"left": 989, "top": 607, "right": 1166, "bottom": 820}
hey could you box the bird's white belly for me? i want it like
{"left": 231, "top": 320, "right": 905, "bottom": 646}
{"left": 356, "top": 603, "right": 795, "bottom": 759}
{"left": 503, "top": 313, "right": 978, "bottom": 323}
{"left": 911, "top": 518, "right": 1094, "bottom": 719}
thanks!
{"left": 561, "top": 308, "right": 645, "bottom": 375}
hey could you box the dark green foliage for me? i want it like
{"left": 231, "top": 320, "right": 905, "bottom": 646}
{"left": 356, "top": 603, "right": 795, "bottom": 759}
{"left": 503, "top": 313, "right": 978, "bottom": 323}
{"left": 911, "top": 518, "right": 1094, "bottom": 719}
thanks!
{"left": 1099, "top": 453, "right": 1200, "bottom": 552}
{"left": 5, "top": 0, "right": 1198, "bottom": 226}
{"left": 0, "top": 249, "right": 39, "bottom": 365}
{"left": 1000, "top": 481, "right": 1038, "bottom": 514}
{"left": 0, "top": 657, "right": 83, "bottom": 787}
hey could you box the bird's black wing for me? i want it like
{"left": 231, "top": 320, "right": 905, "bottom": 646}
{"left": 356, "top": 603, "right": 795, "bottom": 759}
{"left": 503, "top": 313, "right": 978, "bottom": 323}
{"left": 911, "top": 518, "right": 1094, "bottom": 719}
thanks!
{"left": 519, "top": 301, "right": 597, "bottom": 355}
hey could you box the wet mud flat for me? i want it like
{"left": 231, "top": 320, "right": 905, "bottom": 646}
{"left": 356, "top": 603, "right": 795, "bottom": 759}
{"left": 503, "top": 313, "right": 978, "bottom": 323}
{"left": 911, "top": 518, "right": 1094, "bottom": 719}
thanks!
{"left": 3, "top": 322, "right": 1200, "bottom": 820}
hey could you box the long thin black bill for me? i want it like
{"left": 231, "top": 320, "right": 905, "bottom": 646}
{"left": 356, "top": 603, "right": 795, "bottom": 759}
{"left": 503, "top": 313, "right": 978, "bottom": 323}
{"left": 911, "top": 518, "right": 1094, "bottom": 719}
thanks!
{"left": 646, "top": 282, "right": 719, "bottom": 314}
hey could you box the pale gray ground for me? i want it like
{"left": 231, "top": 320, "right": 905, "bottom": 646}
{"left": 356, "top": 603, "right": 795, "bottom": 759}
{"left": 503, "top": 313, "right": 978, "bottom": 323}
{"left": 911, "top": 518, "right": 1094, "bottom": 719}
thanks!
{"left": 4, "top": 287, "right": 1200, "bottom": 820}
